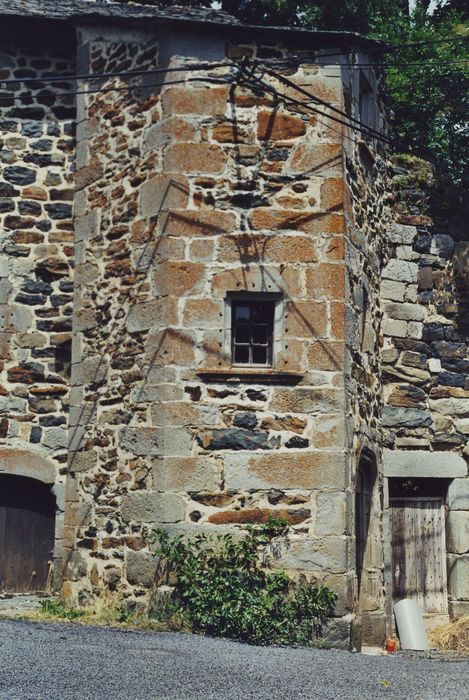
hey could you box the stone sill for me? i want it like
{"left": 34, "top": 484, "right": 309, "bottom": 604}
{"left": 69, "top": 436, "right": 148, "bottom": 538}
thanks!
{"left": 196, "top": 368, "right": 303, "bottom": 385}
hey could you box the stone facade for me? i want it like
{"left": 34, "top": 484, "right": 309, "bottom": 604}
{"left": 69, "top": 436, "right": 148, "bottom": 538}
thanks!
{"left": 0, "top": 18, "right": 75, "bottom": 585}
{"left": 381, "top": 161, "right": 469, "bottom": 620}
{"left": 65, "top": 23, "right": 375, "bottom": 646}
{"left": 0, "top": 1, "right": 467, "bottom": 650}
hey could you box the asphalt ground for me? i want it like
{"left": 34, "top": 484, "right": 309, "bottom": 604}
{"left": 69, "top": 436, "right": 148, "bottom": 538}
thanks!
{"left": 0, "top": 619, "right": 468, "bottom": 700}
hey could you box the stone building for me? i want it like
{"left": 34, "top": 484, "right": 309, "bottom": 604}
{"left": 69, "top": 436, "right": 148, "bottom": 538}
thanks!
{"left": 0, "top": 0, "right": 467, "bottom": 650}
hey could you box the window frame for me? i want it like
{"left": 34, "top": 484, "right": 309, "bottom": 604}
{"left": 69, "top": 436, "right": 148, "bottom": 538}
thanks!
{"left": 225, "top": 292, "right": 284, "bottom": 369}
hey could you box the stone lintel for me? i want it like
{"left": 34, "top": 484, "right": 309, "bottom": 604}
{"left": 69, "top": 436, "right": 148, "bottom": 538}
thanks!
{"left": 383, "top": 449, "right": 467, "bottom": 478}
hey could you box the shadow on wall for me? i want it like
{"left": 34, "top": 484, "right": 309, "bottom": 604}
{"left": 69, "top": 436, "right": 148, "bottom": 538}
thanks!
{"left": 68, "top": 81, "right": 347, "bottom": 469}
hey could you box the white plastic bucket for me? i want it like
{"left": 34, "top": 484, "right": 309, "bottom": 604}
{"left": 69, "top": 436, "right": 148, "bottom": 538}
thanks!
{"left": 394, "top": 599, "right": 429, "bottom": 651}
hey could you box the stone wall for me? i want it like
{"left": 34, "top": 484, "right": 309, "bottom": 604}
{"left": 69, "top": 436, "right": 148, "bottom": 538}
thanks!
{"left": 64, "top": 25, "right": 383, "bottom": 645}
{"left": 381, "top": 158, "right": 469, "bottom": 618}
{"left": 341, "top": 60, "right": 388, "bottom": 644}
{"left": 0, "top": 19, "right": 75, "bottom": 586}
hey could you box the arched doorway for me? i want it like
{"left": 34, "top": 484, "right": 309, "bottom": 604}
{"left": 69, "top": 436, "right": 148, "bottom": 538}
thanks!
{"left": 356, "top": 454, "right": 375, "bottom": 595}
{"left": 0, "top": 474, "right": 56, "bottom": 593}
{"left": 354, "top": 449, "right": 385, "bottom": 648}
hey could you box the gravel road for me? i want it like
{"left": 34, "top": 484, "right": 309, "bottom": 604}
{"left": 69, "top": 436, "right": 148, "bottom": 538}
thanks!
{"left": 0, "top": 619, "right": 467, "bottom": 700}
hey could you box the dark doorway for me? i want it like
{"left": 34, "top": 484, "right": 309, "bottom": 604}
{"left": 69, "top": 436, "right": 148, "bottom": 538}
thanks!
{"left": 354, "top": 450, "right": 384, "bottom": 648}
{"left": 355, "top": 453, "right": 375, "bottom": 595}
{"left": 0, "top": 474, "right": 56, "bottom": 593}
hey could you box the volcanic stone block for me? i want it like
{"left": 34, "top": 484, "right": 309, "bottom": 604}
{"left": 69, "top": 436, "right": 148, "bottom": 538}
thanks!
{"left": 387, "top": 385, "right": 427, "bottom": 407}
{"left": 315, "top": 492, "right": 347, "bottom": 536}
{"left": 197, "top": 428, "right": 279, "bottom": 451}
{"left": 382, "top": 260, "right": 418, "bottom": 284}
{"left": 126, "top": 551, "right": 158, "bottom": 586}
{"left": 429, "top": 399, "right": 469, "bottom": 416}
{"left": 120, "top": 427, "right": 163, "bottom": 456}
{"left": 42, "top": 427, "right": 68, "bottom": 451}
{"left": 208, "top": 507, "right": 310, "bottom": 525}
{"left": 272, "top": 536, "right": 348, "bottom": 573}
{"left": 385, "top": 223, "right": 417, "bottom": 244}
{"left": 285, "top": 436, "right": 309, "bottom": 449}
{"left": 380, "top": 280, "right": 406, "bottom": 302}
{"left": 126, "top": 299, "right": 177, "bottom": 333}
{"left": 140, "top": 174, "right": 189, "bottom": 216}
{"left": 257, "top": 110, "right": 306, "bottom": 140}
{"left": 152, "top": 457, "right": 220, "bottom": 491}
{"left": 447, "top": 512, "right": 469, "bottom": 554}
{"left": 448, "top": 479, "right": 469, "bottom": 510}
{"left": 162, "top": 85, "right": 228, "bottom": 117}
{"left": 225, "top": 451, "right": 347, "bottom": 490}
{"left": 288, "top": 143, "right": 342, "bottom": 176}
{"left": 438, "top": 372, "right": 465, "bottom": 388}
{"left": 0, "top": 198, "right": 15, "bottom": 213}
{"left": 447, "top": 555, "right": 469, "bottom": 600}
{"left": 164, "top": 143, "right": 226, "bottom": 174}
{"left": 381, "top": 407, "right": 432, "bottom": 427}
{"left": 232, "top": 412, "right": 257, "bottom": 429}
{"left": 121, "top": 491, "right": 186, "bottom": 524}
{"left": 269, "top": 388, "right": 343, "bottom": 414}
{"left": 68, "top": 450, "right": 98, "bottom": 474}
{"left": 384, "top": 302, "right": 426, "bottom": 322}
{"left": 3, "top": 165, "right": 36, "bottom": 185}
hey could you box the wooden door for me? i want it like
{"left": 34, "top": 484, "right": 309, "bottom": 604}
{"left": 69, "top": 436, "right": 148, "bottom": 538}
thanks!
{"left": 0, "top": 474, "right": 55, "bottom": 593}
{"left": 390, "top": 497, "right": 447, "bottom": 614}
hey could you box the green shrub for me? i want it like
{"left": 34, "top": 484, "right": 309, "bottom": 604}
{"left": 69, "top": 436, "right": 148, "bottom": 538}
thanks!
{"left": 152, "top": 516, "right": 337, "bottom": 647}
{"left": 40, "top": 599, "right": 86, "bottom": 620}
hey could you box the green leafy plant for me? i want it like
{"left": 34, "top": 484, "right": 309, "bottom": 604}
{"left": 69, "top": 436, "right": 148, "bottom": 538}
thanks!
{"left": 40, "top": 599, "right": 86, "bottom": 621}
{"left": 116, "top": 605, "right": 134, "bottom": 623}
{"left": 152, "top": 516, "right": 337, "bottom": 647}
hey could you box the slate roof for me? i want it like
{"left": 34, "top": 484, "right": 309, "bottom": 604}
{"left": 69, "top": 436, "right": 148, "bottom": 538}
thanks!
{"left": 0, "top": 0, "right": 243, "bottom": 24}
{"left": 0, "top": 0, "right": 383, "bottom": 51}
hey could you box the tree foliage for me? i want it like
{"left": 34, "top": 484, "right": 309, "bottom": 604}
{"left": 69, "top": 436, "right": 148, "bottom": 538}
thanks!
{"left": 370, "top": 4, "right": 468, "bottom": 183}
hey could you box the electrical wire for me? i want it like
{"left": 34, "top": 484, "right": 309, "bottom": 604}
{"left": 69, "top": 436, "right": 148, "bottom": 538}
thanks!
{"left": 238, "top": 62, "right": 467, "bottom": 182}
{"left": 0, "top": 57, "right": 465, "bottom": 180}
{"left": 318, "top": 34, "right": 469, "bottom": 59}
{"left": 344, "top": 59, "right": 469, "bottom": 68}
{"left": 1, "top": 52, "right": 468, "bottom": 91}
{"left": 0, "top": 75, "right": 234, "bottom": 103}
{"left": 0, "top": 60, "right": 235, "bottom": 88}
{"left": 245, "top": 61, "right": 388, "bottom": 142}
{"left": 238, "top": 66, "right": 388, "bottom": 144}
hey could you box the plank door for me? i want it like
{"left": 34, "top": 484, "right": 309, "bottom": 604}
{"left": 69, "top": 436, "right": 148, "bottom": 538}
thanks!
{"left": 0, "top": 474, "right": 55, "bottom": 593}
{"left": 390, "top": 497, "right": 447, "bottom": 614}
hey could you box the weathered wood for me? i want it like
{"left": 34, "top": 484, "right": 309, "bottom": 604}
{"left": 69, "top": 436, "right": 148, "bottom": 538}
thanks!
{"left": 390, "top": 497, "right": 447, "bottom": 614}
{"left": 0, "top": 475, "right": 55, "bottom": 593}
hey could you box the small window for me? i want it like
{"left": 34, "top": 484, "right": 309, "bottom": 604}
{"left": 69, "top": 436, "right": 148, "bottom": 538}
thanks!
{"left": 359, "top": 71, "right": 375, "bottom": 135}
{"left": 231, "top": 298, "right": 275, "bottom": 366}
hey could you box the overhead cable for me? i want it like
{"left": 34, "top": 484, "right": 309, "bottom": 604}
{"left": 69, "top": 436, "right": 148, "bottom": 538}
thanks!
{"left": 0, "top": 75, "right": 233, "bottom": 103}
{"left": 318, "top": 34, "right": 469, "bottom": 59}
{"left": 0, "top": 60, "right": 235, "bottom": 87}
{"left": 1, "top": 53, "right": 468, "bottom": 90}
{"left": 239, "top": 62, "right": 467, "bottom": 182}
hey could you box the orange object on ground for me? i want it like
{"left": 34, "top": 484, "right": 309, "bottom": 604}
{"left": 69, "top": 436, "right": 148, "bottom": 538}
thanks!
{"left": 386, "top": 638, "right": 397, "bottom": 653}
